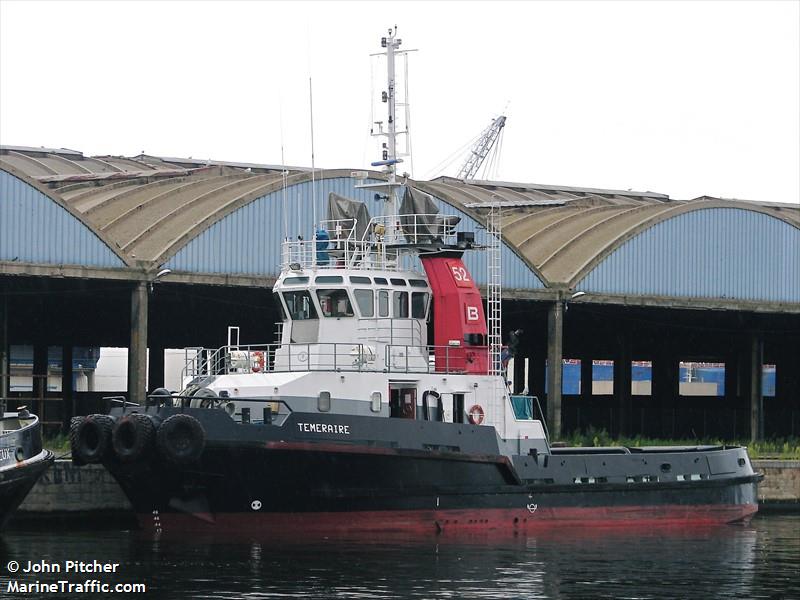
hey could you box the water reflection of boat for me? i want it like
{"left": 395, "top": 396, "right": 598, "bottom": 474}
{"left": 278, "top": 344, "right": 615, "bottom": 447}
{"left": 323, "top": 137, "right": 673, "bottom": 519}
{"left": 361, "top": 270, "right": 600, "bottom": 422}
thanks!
{"left": 0, "top": 408, "right": 55, "bottom": 530}
{"left": 70, "top": 28, "right": 761, "bottom": 538}
{"left": 2, "top": 518, "right": 794, "bottom": 598}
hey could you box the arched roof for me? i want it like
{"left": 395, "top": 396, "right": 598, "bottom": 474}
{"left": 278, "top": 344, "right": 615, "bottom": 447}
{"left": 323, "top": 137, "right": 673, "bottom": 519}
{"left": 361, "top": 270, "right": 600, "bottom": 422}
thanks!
{"left": 2, "top": 146, "right": 798, "bottom": 310}
{"left": 56, "top": 167, "right": 334, "bottom": 267}
{"left": 0, "top": 164, "right": 129, "bottom": 269}
{"left": 415, "top": 177, "right": 800, "bottom": 291}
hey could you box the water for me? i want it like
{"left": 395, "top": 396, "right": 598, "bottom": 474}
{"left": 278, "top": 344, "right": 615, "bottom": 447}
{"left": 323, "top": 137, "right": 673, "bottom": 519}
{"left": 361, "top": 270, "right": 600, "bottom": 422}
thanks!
{"left": 1, "top": 515, "right": 798, "bottom": 599}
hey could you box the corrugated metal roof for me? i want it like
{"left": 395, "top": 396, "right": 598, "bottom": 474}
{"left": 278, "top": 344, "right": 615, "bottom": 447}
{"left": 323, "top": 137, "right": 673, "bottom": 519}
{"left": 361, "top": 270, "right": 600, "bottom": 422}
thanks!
{"left": 0, "top": 146, "right": 304, "bottom": 183}
{"left": 415, "top": 179, "right": 800, "bottom": 292}
{"left": 463, "top": 199, "right": 567, "bottom": 208}
{"left": 2, "top": 145, "right": 798, "bottom": 306}
{"left": 56, "top": 167, "right": 343, "bottom": 266}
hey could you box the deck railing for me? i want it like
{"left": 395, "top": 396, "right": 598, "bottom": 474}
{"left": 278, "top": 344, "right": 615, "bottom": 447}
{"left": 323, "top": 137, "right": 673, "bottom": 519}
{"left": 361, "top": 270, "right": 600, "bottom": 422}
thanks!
{"left": 279, "top": 214, "right": 460, "bottom": 272}
{"left": 182, "top": 342, "right": 481, "bottom": 379}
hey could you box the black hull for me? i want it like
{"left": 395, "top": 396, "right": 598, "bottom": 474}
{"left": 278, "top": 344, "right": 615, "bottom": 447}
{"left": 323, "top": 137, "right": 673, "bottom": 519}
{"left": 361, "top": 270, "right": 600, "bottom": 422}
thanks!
{"left": 97, "top": 408, "right": 761, "bottom": 536}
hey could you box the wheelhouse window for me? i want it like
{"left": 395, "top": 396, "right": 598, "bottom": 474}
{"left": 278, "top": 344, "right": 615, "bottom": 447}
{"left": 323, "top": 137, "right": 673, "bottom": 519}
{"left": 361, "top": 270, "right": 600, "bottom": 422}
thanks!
{"left": 316, "top": 289, "right": 354, "bottom": 317}
{"left": 411, "top": 292, "right": 429, "bottom": 319}
{"left": 393, "top": 291, "right": 409, "bottom": 318}
{"left": 282, "top": 276, "right": 310, "bottom": 285}
{"left": 273, "top": 292, "right": 287, "bottom": 320}
{"left": 354, "top": 289, "right": 374, "bottom": 317}
{"left": 378, "top": 290, "right": 389, "bottom": 317}
{"left": 282, "top": 290, "right": 318, "bottom": 320}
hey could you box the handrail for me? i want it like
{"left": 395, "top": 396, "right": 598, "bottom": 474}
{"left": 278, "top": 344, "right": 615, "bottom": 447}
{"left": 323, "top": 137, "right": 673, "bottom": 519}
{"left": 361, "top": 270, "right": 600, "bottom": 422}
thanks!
{"left": 142, "top": 394, "right": 295, "bottom": 412}
{"left": 280, "top": 213, "right": 459, "bottom": 272}
{"left": 182, "top": 342, "right": 484, "bottom": 377}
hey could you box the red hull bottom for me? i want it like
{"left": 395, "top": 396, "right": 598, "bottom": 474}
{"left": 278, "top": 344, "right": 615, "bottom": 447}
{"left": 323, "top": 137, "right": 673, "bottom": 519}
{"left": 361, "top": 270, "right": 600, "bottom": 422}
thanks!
{"left": 140, "top": 504, "right": 758, "bottom": 538}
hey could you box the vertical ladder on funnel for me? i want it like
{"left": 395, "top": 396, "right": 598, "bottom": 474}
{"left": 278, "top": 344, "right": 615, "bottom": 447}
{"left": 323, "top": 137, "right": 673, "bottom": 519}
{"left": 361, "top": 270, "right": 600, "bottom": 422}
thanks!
{"left": 487, "top": 203, "right": 503, "bottom": 378}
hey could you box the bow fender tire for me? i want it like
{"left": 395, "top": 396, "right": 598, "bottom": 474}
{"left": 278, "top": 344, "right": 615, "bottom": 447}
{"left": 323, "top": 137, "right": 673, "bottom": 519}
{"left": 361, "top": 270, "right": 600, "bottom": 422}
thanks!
{"left": 70, "top": 414, "right": 115, "bottom": 465}
{"left": 156, "top": 414, "right": 206, "bottom": 466}
{"left": 112, "top": 413, "right": 157, "bottom": 462}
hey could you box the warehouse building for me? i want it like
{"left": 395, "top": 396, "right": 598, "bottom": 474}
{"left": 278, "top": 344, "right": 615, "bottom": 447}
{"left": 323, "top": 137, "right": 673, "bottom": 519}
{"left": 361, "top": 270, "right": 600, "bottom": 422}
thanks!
{"left": 1, "top": 144, "right": 798, "bottom": 440}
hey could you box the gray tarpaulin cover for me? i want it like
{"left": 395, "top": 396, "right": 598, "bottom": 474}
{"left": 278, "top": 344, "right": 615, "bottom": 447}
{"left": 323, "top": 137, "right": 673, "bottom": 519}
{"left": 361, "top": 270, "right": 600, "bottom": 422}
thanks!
{"left": 399, "top": 187, "right": 460, "bottom": 242}
{"left": 400, "top": 187, "right": 439, "bottom": 241}
{"left": 326, "top": 192, "right": 372, "bottom": 240}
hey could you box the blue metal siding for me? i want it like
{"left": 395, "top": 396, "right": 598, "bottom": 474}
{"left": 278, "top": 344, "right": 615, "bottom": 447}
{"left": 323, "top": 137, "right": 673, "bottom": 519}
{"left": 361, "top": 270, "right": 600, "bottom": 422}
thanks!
{"left": 0, "top": 169, "right": 125, "bottom": 269}
{"left": 167, "top": 178, "right": 546, "bottom": 290}
{"left": 577, "top": 208, "right": 800, "bottom": 303}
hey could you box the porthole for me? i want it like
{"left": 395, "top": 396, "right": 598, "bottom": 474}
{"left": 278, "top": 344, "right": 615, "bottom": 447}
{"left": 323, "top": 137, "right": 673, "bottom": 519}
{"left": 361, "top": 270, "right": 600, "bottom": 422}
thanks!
{"left": 370, "top": 391, "right": 382, "bottom": 413}
{"left": 318, "top": 391, "right": 331, "bottom": 412}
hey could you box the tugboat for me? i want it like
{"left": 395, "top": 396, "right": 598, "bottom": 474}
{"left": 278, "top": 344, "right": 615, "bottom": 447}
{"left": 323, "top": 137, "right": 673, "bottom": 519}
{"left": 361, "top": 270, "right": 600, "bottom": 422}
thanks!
{"left": 70, "top": 29, "right": 761, "bottom": 536}
{"left": 0, "top": 406, "right": 55, "bottom": 530}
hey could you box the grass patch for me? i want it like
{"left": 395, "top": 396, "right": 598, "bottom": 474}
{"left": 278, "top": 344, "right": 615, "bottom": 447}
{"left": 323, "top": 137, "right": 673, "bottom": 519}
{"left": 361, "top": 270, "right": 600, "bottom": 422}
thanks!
{"left": 43, "top": 433, "right": 71, "bottom": 455}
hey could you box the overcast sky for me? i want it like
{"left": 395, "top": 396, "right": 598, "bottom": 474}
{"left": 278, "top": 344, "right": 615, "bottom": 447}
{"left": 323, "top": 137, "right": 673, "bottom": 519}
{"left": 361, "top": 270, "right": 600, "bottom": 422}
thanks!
{"left": 1, "top": 1, "right": 798, "bottom": 203}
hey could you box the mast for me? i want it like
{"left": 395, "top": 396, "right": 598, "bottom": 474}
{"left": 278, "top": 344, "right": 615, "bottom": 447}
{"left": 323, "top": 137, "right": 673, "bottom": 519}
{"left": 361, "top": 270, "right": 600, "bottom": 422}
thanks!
{"left": 361, "top": 27, "right": 415, "bottom": 242}
{"left": 385, "top": 28, "right": 399, "bottom": 195}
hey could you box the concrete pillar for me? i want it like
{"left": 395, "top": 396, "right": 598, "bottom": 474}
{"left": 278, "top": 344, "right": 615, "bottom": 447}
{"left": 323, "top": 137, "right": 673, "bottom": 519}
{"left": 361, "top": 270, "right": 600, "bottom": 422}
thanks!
{"left": 652, "top": 341, "right": 679, "bottom": 438}
{"left": 723, "top": 348, "right": 740, "bottom": 437}
{"left": 546, "top": 300, "right": 564, "bottom": 439}
{"left": 749, "top": 331, "right": 764, "bottom": 442}
{"left": 128, "top": 281, "right": 148, "bottom": 407}
{"left": 0, "top": 289, "right": 8, "bottom": 409}
{"left": 32, "top": 343, "right": 48, "bottom": 418}
{"left": 580, "top": 354, "right": 593, "bottom": 401}
{"left": 578, "top": 354, "right": 592, "bottom": 433}
{"left": 61, "top": 345, "right": 73, "bottom": 427}
{"left": 614, "top": 335, "right": 632, "bottom": 437}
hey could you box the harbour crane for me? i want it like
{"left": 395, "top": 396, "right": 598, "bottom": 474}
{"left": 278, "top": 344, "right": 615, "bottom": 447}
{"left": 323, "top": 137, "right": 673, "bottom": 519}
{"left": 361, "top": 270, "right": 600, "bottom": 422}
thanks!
{"left": 455, "top": 115, "right": 507, "bottom": 180}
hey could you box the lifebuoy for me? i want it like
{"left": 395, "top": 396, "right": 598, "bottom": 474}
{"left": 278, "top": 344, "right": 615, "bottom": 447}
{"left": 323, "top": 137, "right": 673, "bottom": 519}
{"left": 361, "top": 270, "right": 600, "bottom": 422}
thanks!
{"left": 70, "top": 414, "right": 115, "bottom": 465}
{"left": 467, "top": 404, "right": 485, "bottom": 425}
{"left": 112, "top": 413, "right": 157, "bottom": 462}
{"left": 251, "top": 351, "right": 265, "bottom": 373}
{"left": 156, "top": 413, "right": 206, "bottom": 466}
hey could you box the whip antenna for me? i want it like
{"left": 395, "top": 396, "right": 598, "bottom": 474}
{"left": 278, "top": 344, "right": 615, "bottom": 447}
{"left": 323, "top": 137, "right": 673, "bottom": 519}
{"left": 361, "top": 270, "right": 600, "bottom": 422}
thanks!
{"left": 309, "top": 77, "right": 318, "bottom": 230}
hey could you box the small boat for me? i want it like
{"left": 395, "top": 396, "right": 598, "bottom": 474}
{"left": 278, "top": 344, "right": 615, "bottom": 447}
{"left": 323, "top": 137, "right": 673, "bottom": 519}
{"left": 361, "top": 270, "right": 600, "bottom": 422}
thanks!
{"left": 0, "top": 407, "right": 55, "bottom": 530}
{"left": 70, "top": 29, "right": 761, "bottom": 537}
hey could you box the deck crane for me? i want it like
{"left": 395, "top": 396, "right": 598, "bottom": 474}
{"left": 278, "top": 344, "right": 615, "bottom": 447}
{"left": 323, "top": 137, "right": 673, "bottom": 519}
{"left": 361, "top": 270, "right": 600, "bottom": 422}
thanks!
{"left": 455, "top": 115, "right": 507, "bottom": 180}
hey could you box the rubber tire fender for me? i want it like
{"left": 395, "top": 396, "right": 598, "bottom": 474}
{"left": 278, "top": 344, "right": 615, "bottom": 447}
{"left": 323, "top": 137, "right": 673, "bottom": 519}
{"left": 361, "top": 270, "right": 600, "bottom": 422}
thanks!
{"left": 70, "top": 414, "right": 115, "bottom": 465}
{"left": 112, "top": 413, "right": 157, "bottom": 462}
{"left": 156, "top": 414, "right": 206, "bottom": 466}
